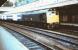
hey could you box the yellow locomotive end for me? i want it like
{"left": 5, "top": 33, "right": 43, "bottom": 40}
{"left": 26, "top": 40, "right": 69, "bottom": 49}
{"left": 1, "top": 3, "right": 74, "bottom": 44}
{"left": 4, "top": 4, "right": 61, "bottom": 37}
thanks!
{"left": 46, "top": 9, "right": 59, "bottom": 29}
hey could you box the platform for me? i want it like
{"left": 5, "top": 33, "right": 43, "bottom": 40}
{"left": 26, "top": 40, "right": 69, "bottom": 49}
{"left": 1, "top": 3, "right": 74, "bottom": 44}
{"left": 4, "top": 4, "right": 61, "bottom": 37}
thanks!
{"left": 60, "top": 23, "right": 78, "bottom": 27}
{"left": 0, "top": 26, "right": 29, "bottom": 50}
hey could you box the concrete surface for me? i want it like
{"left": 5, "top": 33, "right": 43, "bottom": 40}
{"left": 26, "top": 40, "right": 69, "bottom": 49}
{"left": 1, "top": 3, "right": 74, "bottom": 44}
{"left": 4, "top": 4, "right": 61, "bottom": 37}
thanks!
{"left": 0, "top": 26, "right": 29, "bottom": 50}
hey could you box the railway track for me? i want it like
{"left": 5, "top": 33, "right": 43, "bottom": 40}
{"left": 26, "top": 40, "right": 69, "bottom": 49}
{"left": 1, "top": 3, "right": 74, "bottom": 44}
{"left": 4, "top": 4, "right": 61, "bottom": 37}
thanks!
{"left": 1, "top": 22, "right": 78, "bottom": 50}
{"left": 4, "top": 27, "right": 50, "bottom": 50}
{"left": 52, "top": 24, "right": 78, "bottom": 36}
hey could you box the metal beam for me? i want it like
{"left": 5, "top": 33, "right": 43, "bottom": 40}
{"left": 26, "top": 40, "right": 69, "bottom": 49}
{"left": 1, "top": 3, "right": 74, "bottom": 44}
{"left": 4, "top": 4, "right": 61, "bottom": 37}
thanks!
{"left": 3, "top": 0, "right": 78, "bottom": 14}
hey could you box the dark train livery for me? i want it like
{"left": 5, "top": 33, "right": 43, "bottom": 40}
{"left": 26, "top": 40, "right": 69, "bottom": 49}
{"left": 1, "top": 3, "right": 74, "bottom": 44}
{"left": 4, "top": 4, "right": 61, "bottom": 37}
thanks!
{"left": 0, "top": 9, "right": 59, "bottom": 29}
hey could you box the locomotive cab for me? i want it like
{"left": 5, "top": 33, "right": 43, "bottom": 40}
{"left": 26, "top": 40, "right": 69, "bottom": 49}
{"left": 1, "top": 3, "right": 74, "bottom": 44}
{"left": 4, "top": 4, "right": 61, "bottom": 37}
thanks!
{"left": 46, "top": 9, "right": 59, "bottom": 29}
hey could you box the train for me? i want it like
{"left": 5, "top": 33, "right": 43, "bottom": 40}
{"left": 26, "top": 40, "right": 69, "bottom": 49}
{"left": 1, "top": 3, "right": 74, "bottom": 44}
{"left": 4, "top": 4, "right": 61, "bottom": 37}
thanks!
{"left": 0, "top": 9, "right": 60, "bottom": 29}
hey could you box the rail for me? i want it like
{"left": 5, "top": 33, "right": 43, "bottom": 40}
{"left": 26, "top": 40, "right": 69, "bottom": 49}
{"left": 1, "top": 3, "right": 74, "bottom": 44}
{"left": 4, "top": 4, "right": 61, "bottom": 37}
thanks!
{"left": 1, "top": 22, "right": 78, "bottom": 50}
